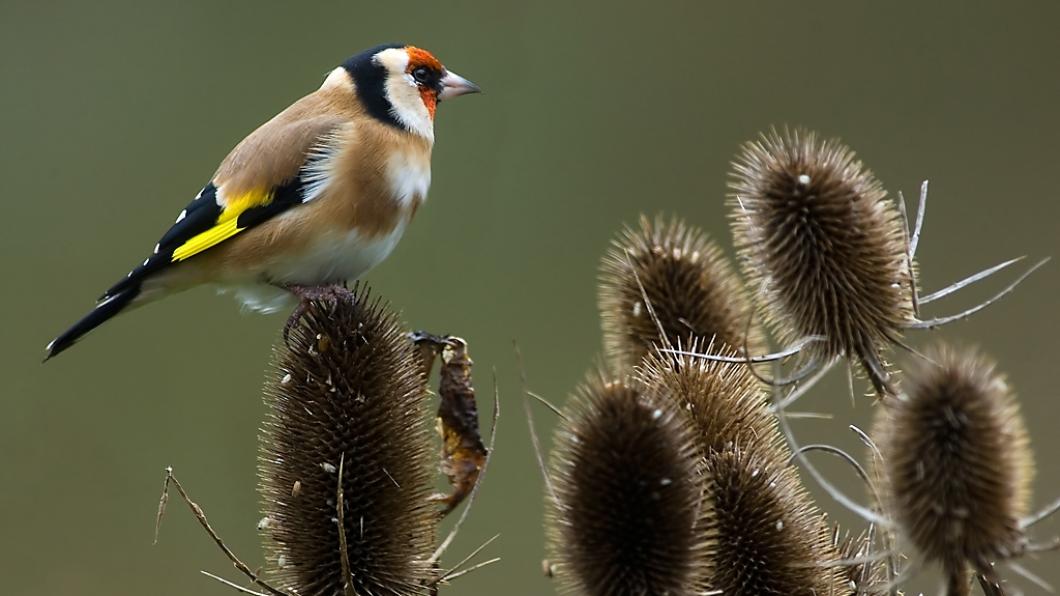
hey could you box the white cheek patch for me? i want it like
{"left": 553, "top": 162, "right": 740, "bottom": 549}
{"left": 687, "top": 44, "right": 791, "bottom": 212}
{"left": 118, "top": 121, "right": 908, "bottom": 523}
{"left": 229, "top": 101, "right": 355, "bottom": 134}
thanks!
{"left": 373, "top": 48, "right": 434, "bottom": 141}
{"left": 384, "top": 73, "right": 435, "bottom": 142}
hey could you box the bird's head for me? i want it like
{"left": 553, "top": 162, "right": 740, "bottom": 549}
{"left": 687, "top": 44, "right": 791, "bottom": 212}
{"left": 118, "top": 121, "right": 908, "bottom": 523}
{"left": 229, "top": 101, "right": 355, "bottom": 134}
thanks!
{"left": 341, "top": 43, "right": 480, "bottom": 141}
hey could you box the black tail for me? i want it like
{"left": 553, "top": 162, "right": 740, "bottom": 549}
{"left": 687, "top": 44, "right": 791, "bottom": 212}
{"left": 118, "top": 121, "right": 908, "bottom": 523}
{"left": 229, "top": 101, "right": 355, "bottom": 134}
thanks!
{"left": 44, "top": 285, "right": 141, "bottom": 361}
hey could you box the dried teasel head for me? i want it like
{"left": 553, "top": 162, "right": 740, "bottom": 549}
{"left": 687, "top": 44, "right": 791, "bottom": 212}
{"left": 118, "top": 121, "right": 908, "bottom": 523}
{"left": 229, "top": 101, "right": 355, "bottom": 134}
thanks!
{"left": 834, "top": 527, "right": 891, "bottom": 596}
{"left": 599, "top": 214, "right": 764, "bottom": 369}
{"left": 259, "top": 287, "right": 437, "bottom": 595}
{"left": 547, "top": 372, "right": 714, "bottom": 595}
{"left": 637, "top": 342, "right": 777, "bottom": 456}
{"left": 705, "top": 446, "right": 848, "bottom": 595}
{"left": 729, "top": 128, "right": 912, "bottom": 393}
{"left": 871, "top": 343, "right": 1035, "bottom": 588}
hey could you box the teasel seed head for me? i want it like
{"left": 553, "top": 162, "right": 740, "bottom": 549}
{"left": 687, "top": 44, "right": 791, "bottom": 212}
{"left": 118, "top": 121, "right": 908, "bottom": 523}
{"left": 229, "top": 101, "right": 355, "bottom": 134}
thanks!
{"left": 871, "top": 343, "right": 1034, "bottom": 581}
{"left": 729, "top": 128, "right": 913, "bottom": 393}
{"left": 259, "top": 287, "right": 437, "bottom": 595}
{"left": 637, "top": 343, "right": 779, "bottom": 457}
{"left": 705, "top": 446, "right": 848, "bottom": 595}
{"left": 547, "top": 372, "right": 714, "bottom": 595}
{"left": 599, "top": 214, "right": 764, "bottom": 369}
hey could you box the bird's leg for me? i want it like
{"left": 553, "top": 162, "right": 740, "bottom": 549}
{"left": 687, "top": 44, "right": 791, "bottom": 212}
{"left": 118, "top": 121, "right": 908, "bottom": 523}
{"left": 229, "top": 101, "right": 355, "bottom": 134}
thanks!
{"left": 278, "top": 283, "right": 352, "bottom": 344}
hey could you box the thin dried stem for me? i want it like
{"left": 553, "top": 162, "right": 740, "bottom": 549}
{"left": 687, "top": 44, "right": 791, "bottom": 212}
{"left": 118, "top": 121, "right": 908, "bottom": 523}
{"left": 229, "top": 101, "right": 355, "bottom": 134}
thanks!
{"left": 768, "top": 358, "right": 838, "bottom": 413}
{"left": 200, "top": 571, "right": 272, "bottom": 596}
{"left": 154, "top": 467, "right": 291, "bottom": 596}
{"left": 437, "top": 557, "right": 502, "bottom": 583}
{"left": 662, "top": 334, "right": 825, "bottom": 364}
{"left": 908, "top": 258, "right": 1049, "bottom": 329}
{"left": 789, "top": 444, "right": 871, "bottom": 487}
{"left": 897, "top": 188, "right": 922, "bottom": 319}
{"left": 1021, "top": 495, "right": 1060, "bottom": 530}
{"left": 516, "top": 342, "right": 560, "bottom": 509}
{"left": 336, "top": 454, "right": 355, "bottom": 596}
{"left": 623, "top": 248, "right": 675, "bottom": 354}
{"left": 527, "top": 390, "right": 567, "bottom": 421}
{"left": 919, "top": 256, "right": 1026, "bottom": 305}
{"left": 1007, "top": 561, "right": 1053, "bottom": 593}
{"left": 772, "top": 370, "right": 891, "bottom": 527}
{"left": 436, "top": 534, "right": 501, "bottom": 585}
{"left": 909, "top": 180, "right": 928, "bottom": 260}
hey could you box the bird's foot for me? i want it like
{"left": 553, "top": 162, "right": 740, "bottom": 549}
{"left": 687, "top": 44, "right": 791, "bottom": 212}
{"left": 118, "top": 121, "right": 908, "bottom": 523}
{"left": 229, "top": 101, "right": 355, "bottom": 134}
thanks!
{"left": 279, "top": 283, "right": 352, "bottom": 345}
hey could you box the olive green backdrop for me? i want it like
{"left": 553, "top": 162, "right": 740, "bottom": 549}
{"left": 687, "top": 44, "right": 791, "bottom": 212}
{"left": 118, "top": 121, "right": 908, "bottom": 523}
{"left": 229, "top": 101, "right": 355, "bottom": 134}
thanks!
{"left": 2, "top": 1, "right": 1058, "bottom": 594}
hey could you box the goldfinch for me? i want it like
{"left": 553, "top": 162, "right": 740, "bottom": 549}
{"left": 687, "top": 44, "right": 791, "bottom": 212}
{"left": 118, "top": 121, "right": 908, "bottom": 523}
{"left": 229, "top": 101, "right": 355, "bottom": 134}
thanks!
{"left": 45, "top": 43, "right": 480, "bottom": 360}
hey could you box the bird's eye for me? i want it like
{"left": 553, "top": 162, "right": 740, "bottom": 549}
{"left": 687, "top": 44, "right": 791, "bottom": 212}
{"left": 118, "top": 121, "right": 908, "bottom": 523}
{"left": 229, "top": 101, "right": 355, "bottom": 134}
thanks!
{"left": 412, "top": 67, "right": 431, "bottom": 83}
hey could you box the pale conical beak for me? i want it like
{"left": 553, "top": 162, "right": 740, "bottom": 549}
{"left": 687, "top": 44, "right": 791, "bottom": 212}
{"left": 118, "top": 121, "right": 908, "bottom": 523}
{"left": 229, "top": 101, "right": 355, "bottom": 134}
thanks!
{"left": 439, "top": 70, "right": 481, "bottom": 101}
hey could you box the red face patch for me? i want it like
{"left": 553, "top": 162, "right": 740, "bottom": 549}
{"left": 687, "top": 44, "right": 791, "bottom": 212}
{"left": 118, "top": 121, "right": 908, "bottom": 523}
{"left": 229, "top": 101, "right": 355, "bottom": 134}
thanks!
{"left": 406, "top": 46, "right": 443, "bottom": 119}
{"left": 405, "top": 46, "right": 443, "bottom": 72}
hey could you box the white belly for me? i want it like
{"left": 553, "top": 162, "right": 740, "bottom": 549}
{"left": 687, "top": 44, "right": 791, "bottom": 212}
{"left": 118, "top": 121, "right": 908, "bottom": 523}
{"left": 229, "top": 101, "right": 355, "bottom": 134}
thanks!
{"left": 218, "top": 221, "right": 409, "bottom": 314}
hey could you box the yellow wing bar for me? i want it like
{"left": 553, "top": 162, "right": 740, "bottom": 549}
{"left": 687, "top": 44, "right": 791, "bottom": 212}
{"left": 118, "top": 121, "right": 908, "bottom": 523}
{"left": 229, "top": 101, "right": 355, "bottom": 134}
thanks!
{"left": 171, "top": 189, "right": 272, "bottom": 262}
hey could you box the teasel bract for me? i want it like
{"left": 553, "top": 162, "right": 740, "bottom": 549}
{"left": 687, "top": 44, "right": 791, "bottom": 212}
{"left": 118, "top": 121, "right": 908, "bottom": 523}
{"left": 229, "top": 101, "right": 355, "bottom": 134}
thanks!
{"left": 728, "top": 128, "right": 912, "bottom": 394}
{"left": 598, "top": 214, "right": 763, "bottom": 369}
{"left": 704, "top": 446, "right": 849, "bottom": 595}
{"left": 259, "top": 287, "right": 437, "bottom": 595}
{"left": 871, "top": 344, "right": 1038, "bottom": 593}
{"left": 547, "top": 372, "right": 714, "bottom": 595}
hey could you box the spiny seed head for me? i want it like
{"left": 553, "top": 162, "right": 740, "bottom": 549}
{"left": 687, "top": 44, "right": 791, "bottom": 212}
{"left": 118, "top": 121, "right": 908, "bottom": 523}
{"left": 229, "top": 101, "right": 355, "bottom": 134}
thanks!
{"left": 871, "top": 343, "right": 1034, "bottom": 573}
{"left": 548, "top": 372, "right": 714, "bottom": 595}
{"left": 729, "top": 128, "right": 912, "bottom": 390}
{"left": 599, "top": 214, "right": 764, "bottom": 369}
{"left": 705, "top": 446, "right": 847, "bottom": 595}
{"left": 834, "top": 528, "right": 889, "bottom": 595}
{"left": 259, "top": 288, "right": 436, "bottom": 595}
{"left": 637, "top": 343, "right": 779, "bottom": 457}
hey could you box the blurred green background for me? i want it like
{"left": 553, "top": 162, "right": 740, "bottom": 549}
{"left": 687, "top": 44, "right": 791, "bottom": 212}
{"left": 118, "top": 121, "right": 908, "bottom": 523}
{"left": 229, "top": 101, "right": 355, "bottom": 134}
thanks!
{"left": 3, "top": 1, "right": 1058, "bottom": 594}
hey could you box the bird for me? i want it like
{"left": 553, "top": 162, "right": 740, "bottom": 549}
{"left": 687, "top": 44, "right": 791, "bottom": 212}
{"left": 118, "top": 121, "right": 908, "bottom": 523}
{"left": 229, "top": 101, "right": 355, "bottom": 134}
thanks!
{"left": 45, "top": 43, "right": 480, "bottom": 360}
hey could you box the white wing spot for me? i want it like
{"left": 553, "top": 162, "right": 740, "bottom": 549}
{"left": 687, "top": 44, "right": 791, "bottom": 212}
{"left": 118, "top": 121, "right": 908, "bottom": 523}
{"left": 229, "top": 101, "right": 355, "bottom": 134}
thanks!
{"left": 95, "top": 294, "right": 119, "bottom": 309}
{"left": 175, "top": 209, "right": 187, "bottom": 224}
{"left": 300, "top": 135, "right": 340, "bottom": 204}
{"left": 142, "top": 259, "right": 150, "bottom": 266}
{"left": 153, "top": 244, "right": 160, "bottom": 255}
